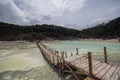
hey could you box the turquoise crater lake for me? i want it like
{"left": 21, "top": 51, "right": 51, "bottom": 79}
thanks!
{"left": 45, "top": 40, "right": 120, "bottom": 63}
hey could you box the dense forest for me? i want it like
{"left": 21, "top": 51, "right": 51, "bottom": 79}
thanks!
{"left": 77, "top": 17, "right": 120, "bottom": 39}
{"left": 0, "top": 17, "right": 120, "bottom": 41}
{"left": 0, "top": 23, "right": 79, "bottom": 41}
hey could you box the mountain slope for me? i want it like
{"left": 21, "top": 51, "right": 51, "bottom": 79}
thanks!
{"left": 0, "top": 23, "right": 79, "bottom": 41}
{"left": 0, "top": 17, "right": 120, "bottom": 41}
{"left": 77, "top": 17, "right": 120, "bottom": 39}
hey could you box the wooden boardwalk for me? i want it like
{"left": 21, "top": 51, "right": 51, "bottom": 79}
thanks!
{"left": 37, "top": 42, "right": 120, "bottom": 80}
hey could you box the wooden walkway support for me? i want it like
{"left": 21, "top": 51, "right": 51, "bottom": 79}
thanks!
{"left": 88, "top": 52, "right": 93, "bottom": 77}
{"left": 104, "top": 47, "right": 107, "bottom": 63}
{"left": 76, "top": 48, "right": 79, "bottom": 55}
{"left": 37, "top": 42, "right": 120, "bottom": 80}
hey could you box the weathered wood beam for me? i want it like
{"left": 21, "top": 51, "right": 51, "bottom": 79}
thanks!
{"left": 104, "top": 47, "right": 107, "bottom": 63}
{"left": 65, "top": 63, "right": 80, "bottom": 80}
{"left": 64, "top": 70, "right": 82, "bottom": 74}
{"left": 76, "top": 48, "right": 79, "bottom": 55}
{"left": 88, "top": 52, "right": 93, "bottom": 77}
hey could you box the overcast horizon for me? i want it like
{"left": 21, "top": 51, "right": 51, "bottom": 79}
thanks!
{"left": 0, "top": 0, "right": 120, "bottom": 29}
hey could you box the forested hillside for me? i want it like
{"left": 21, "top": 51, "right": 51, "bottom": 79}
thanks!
{"left": 0, "top": 23, "right": 79, "bottom": 41}
{"left": 77, "top": 17, "right": 120, "bottom": 39}
{"left": 0, "top": 17, "right": 120, "bottom": 41}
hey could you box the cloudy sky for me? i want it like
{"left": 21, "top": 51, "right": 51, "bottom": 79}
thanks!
{"left": 0, "top": 0, "right": 120, "bottom": 29}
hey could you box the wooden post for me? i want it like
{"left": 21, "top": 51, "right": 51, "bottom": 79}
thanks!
{"left": 76, "top": 48, "right": 79, "bottom": 55}
{"left": 53, "top": 55, "right": 54, "bottom": 64}
{"left": 48, "top": 54, "right": 49, "bottom": 59}
{"left": 63, "top": 51, "right": 65, "bottom": 59}
{"left": 88, "top": 52, "right": 93, "bottom": 77}
{"left": 57, "top": 52, "right": 60, "bottom": 65}
{"left": 104, "top": 47, "right": 107, "bottom": 63}
{"left": 60, "top": 58, "right": 61, "bottom": 64}
{"left": 71, "top": 53, "right": 73, "bottom": 56}
{"left": 61, "top": 52, "right": 62, "bottom": 58}
{"left": 53, "top": 52, "right": 55, "bottom": 56}
{"left": 55, "top": 51, "right": 58, "bottom": 56}
{"left": 65, "top": 52, "right": 67, "bottom": 58}
{"left": 59, "top": 58, "right": 62, "bottom": 75}
{"left": 54, "top": 51, "right": 56, "bottom": 56}
{"left": 61, "top": 52, "right": 65, "bottom": 63}
{"left": 57, "top": 55, "right": 59, "bottom": 64}
{"left": 61, "top": 52, "right": 65, "bottom": 76}
{"left": 50, "top": 55, "right": 51, "bottom": 62}
{"left": 46, "top": 52, "right": 48, "bottom": 59}
{"left": 58, "top": 52, "right": 59, "bottom": 58}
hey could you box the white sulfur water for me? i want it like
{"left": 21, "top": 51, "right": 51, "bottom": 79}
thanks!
{"left": 0, "top": 41, "right": 61, "bottom": 80}
{"left": 0, "top": 40, "right": 120, "bottom": 80}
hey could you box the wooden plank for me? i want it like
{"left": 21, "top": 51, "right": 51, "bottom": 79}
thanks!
{"left": 102, "top": 65, "right": 118, "bottom": 80}
{"left": 38, "top": 43, "right": 120, "bottom": 80}
{"left": 92, "top": 61, "right": 102, "bottom": 72}
{"left": 96, "top": 64, "right": 112, "bottom": 78}
{"left": 84, "top": 77, "right": 94, "bottom": 80}
{"left": 75, "top": 59, "right": 99, "bottom": 75}
{"left": 75, "top": 58, "right": 88, "bottom": 69}
{"left": 65, "top": 55, "right": 82, "bottom": 62}
{"left": 76, "top": 60, "right": 87, "bottom": 68}
{"left": 64, "top": 70, "right": 82, "bottom": 74}
{"left": 83, "top": 59, "right": 99, "bottom": 71}
{"left": 110, "top": 66, "right": 120, "bottom": 80}
{"left": 70, "top": 56, "right": 87, "bottom": 65}
{"left": 65, "top": 61, "right": 81, "bottom": 71}
{"left": 40, "top": 44, "right": 58, "bottom": 62}
{"left": 69, "top": 58, "right": 88, "bottom": 70}
{"left": 65, "top": 63, "right": 80, "bottom": 80}
{"left": 77, "top": 63, "right": 88, "bottom": 71}
{"left": 67, "top": 57, "right": 101, "bottom": 76}
{"left": 93, "top": 63, "right": 107, "bottom": 75}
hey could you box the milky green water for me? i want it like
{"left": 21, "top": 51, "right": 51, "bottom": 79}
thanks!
{"left": 46, "top": 41, "right": 119, "bottom": 52}
{"left": 45, "top": 40, "right": 120, "bottom": 63}
{"left": 0, "top": 41, "right": 119, "bottom": 80}
{"left": 0, "top": 41, "right": 60, "bottom": 80}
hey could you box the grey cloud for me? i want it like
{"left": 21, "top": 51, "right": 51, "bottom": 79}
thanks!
{"left": 0, "top": 0, "right": 29, "bottom": 24}
{"left": 42, "top": 16, "right": 51, "bottom": 21}
{"left": 0, "top": 0, "right": 120, "bottom": 29}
